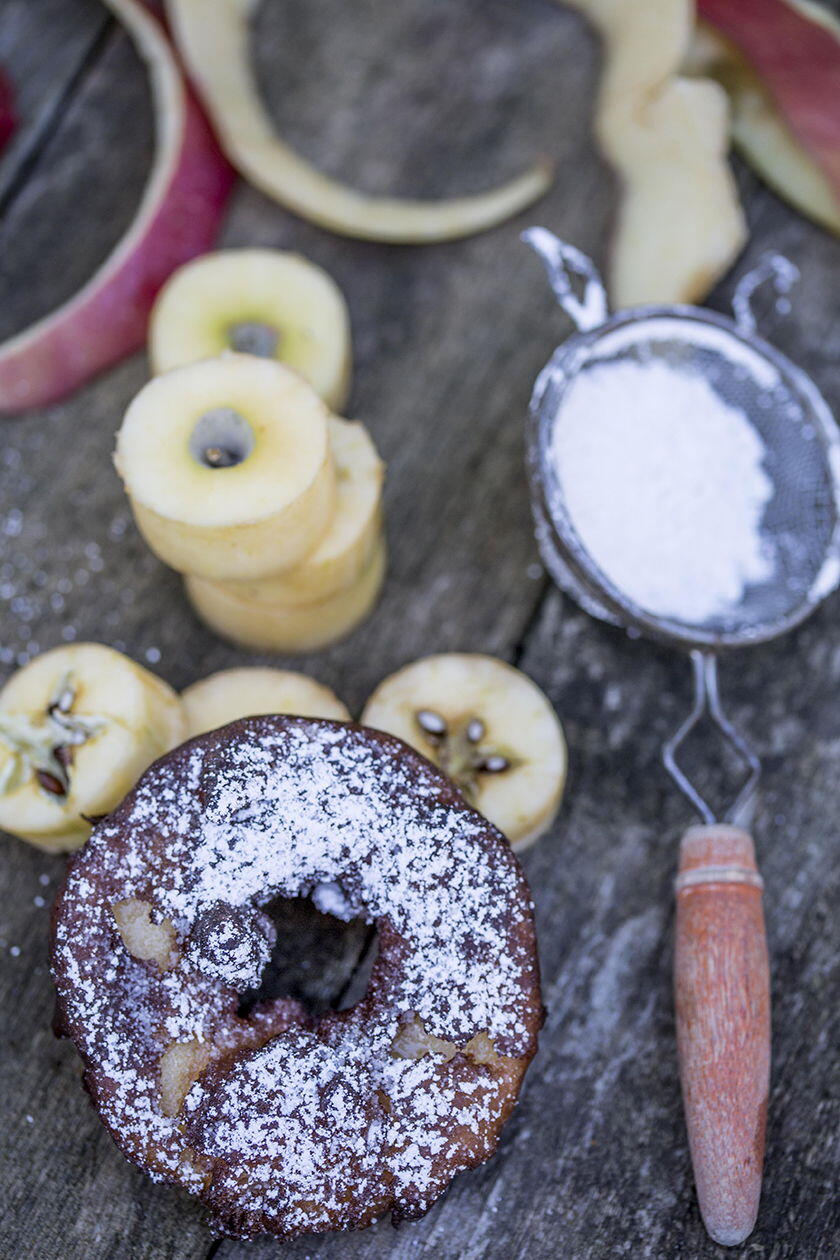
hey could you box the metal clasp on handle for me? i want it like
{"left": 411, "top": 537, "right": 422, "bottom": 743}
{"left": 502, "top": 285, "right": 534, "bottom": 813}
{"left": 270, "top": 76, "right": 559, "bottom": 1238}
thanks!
{"left": 522, "top": 227, "right": 609, "bottom": 332}
{"left": 732, "top": 253, "right": 800, "bottom": 336}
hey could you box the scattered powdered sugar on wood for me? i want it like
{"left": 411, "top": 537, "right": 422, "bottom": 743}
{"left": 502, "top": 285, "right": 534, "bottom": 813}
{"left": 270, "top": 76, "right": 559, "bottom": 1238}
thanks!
{"left": 550, "top": 360, "right": 774, "bottom": 623}
{"left": 51, "top": 718, "right": 539, "bottom": 1239}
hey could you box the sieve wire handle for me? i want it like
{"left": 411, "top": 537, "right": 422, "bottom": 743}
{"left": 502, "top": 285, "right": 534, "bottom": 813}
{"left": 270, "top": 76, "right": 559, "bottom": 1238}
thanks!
{"left": 521, "top": 228, "right": 608, "bottom": 331}
{"left": 732, "top": 252, "right": 799, "bottom": 336}
{"left": 674, "top": 825, "right": 770, "bottom": 1247}
{"left": 663, "top": 653, "right": 760, "bottom": 828}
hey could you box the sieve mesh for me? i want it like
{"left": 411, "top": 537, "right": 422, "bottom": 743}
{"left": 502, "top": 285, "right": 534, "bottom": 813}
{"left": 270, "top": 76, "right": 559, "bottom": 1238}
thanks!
{"left": 526, "top": 250, "right": 840, "bottom": 651}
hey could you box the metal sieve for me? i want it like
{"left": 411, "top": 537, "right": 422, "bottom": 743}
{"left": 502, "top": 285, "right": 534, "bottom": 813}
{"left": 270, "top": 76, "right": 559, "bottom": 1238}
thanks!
{"left": 523, "top": 228, "right": 840, "bottom": 1247}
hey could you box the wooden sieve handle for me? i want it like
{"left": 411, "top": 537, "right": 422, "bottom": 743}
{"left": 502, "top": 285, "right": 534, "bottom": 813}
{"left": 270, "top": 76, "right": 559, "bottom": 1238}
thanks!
{"left": 674, "top": 824, "right": 770, "bottom": 1246}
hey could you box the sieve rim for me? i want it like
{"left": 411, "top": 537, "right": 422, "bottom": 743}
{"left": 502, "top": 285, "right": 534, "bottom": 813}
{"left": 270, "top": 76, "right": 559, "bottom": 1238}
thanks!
{"left": 527, "top": 304, "right": 840, "bottom": 651}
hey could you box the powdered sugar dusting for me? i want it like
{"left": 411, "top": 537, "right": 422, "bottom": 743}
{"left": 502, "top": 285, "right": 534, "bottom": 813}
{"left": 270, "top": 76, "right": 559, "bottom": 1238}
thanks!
{"left": 551, "top": 360, "right": 774, "bottom": 623}
{"left": 51, "top": 718, "right": 539, "bottom": 1239}
{"left": 311, "top": 881, "right": 355, "bottom": 920}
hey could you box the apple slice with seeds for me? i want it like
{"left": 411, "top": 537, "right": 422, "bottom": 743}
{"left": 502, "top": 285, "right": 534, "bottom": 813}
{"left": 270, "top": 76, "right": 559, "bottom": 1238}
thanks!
{"left": 361, "top": 653, "right": 567, "bottom": 852}
{"left": 0, "top": 643, "right": 186, "bottom": 852}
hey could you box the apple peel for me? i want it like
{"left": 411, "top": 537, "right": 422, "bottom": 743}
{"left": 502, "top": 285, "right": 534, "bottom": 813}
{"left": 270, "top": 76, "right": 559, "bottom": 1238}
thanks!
{"left": 561, "top": 0, "right": 746, "bottom": 308}
{"left": 694, "top": 0, "right": 840, "bottom": 235}
{"left": 0, "top": 0, "right": 234, "bottom": 416}
{"left": 0, "top": 68, "right": 16, "bottom": 154}
{"left": 165, "top": 0, "right": 552, "bottom": 244}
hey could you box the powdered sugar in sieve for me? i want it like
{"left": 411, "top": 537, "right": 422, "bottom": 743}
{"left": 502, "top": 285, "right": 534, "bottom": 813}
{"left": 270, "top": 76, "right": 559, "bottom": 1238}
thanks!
{"left": 524, "top": 229, "right": 840, "bottom": 650}
{"left": 550, "top": 359, "right": 774, "bottom": 624}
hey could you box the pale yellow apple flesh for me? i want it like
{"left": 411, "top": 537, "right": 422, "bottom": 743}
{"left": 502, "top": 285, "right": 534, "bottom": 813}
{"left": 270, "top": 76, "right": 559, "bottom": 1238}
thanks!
{"left": 561, "top": 0, "right": 746, "bottom": 306}
{"left": 166, "top": 0, "right": 553, "bottom": 243}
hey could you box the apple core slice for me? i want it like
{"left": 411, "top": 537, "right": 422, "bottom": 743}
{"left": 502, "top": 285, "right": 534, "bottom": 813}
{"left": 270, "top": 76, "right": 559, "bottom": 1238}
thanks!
{"left": 114, "top": 355, "right": 336, "bottom": 581}
{"left": 360, "top": 653, "right": 567, "bottom": 851}
{"left": 149, "top": 249, "right": 352, "bottom": 411}
{"left": 186, "top": 537, "right": 387, "bottom": 653}
{"left": 224, "top": 418, "right": 384, "bottom": 606}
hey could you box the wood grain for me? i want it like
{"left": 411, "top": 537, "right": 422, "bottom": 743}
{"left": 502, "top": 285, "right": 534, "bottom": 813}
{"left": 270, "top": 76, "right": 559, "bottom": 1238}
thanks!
{"left": 1, "top": 2, "right": 839, "bottom": 1258}
{"left": 0, "top": 0, "right": 109, "bottom": 206}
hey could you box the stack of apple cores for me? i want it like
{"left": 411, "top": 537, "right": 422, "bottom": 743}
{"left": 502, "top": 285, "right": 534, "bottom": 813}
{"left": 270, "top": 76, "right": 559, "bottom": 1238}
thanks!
{"left": 114, "top": 250, "right": 386, "bottom": 652}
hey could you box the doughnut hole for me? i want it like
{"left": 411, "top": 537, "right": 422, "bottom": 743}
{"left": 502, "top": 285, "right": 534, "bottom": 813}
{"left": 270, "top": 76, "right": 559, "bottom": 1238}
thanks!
{"left": 236, "top": 889, "right": 377, "bottom": 1019}
{"left": 158, "top": 894, "right": 375, "bottom": 1124}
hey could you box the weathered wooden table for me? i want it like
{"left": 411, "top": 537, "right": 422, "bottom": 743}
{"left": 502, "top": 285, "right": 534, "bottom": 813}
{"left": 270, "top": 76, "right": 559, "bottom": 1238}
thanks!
{"left": 1, "top": 2, "right": 838, "bottom": 1257}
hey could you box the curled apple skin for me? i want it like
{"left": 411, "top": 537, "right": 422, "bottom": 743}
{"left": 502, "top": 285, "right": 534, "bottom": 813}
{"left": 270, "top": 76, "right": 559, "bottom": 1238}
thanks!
{"left": 0, "top": 0, "right": 234, "bottom": 417}
{"left": 698, "top": 0, "right": 840, "bottom": 227}
{"left": 685, "top": 22, "right": 840, "bottom": 236}
{"left": 167, "top": 0, "right": 553, "bottom": 244}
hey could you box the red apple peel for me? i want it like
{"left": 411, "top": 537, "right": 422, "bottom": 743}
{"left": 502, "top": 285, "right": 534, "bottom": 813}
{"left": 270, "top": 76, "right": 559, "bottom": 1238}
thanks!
{"left": 699, "top": 0, "right": 840, "bottom": 206}
{"left": 0, "top": 68, "right": 16, "bottom": 154}
{"left": 0, "top": 0, "right": 234, "bottom": 416}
